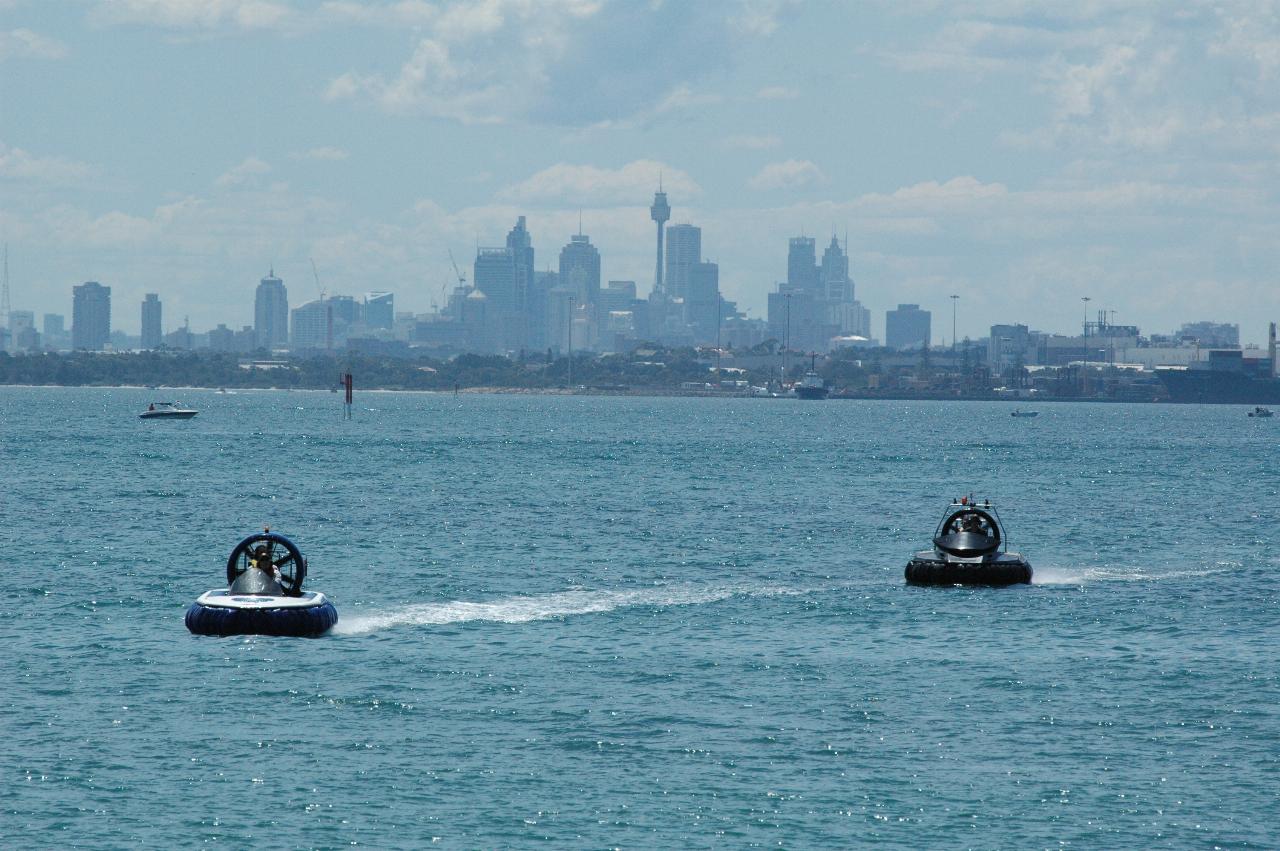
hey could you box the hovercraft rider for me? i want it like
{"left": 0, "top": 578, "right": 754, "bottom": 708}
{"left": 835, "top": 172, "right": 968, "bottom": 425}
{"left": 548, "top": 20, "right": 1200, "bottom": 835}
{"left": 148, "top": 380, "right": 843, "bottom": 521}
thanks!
{"left": 229, "top": 544, "right": 284, "bottom": 595}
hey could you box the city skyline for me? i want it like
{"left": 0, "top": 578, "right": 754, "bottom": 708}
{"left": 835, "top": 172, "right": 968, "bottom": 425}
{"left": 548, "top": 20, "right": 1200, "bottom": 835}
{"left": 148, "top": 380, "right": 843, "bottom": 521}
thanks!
{"left": 11, "top": 214, "right": 1255, "bottom": 357}
{"left": 4, "top": 4, "right": 1280, "bottom": 342}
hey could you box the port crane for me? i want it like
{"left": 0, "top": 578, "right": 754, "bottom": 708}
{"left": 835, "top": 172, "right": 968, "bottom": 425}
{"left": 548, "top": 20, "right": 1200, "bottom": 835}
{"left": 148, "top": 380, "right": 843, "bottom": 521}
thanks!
{"left": 310, "top": 257, "right": 333, "bottom": 350}
{"left": 438, "top": 248, "right": 467, "bottom": 312}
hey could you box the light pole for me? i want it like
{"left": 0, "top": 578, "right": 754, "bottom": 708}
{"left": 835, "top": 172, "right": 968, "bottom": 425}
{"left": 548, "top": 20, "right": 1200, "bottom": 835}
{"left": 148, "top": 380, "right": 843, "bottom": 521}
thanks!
{"left": 1081, "top": 296, "right": 1091, "bottom": 395}
{"left": 716, "top": 294, "right": 722, "bottom": 381}
{"left": 784, "top": 292, "right": 792, "bottom": 385}
{"left": 567, "top": 294, "right": 575, "bottom": 391}
{"left": 950, "top": 294, "right": 959, "bottom": 356}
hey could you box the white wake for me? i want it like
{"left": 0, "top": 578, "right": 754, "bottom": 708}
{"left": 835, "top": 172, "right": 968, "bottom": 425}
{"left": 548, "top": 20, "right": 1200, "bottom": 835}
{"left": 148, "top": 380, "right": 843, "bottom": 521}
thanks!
{"left": 1032, "top": 564, "right": 1239, "bottom": 585}
{"left": 333, "top": 583, "right": 808, "bottom": 636}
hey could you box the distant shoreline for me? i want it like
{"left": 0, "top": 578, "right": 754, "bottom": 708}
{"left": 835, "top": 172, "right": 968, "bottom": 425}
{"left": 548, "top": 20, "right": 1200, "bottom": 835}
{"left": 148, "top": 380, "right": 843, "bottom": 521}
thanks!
{"left": 0, "top": 380, "right": 1188, "bottom": 403}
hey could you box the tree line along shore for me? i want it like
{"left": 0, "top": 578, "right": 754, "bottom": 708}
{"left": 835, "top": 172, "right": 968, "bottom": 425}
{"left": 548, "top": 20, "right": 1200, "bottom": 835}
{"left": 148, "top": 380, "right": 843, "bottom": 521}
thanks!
{"left": 0, "top": 346, "right": 1172, "bottom": 401}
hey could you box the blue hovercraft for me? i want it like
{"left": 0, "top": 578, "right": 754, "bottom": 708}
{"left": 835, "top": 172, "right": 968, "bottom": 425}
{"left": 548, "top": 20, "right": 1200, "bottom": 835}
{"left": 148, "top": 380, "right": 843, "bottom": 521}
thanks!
{"left": 186, "top": 531, "right": 338, "bottom": 637}
{"left": 905, "top": 498, "right": 1032, "bottom": 586}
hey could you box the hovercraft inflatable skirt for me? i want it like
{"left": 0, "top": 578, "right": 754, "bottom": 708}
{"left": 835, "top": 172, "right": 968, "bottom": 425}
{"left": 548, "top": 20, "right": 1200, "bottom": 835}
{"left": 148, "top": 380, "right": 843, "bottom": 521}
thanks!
{"left": 905, "top": 558, "right": 1031, "bottom": 587}
{"left": 186, "top": 591, "right": 338, "bottom": 637}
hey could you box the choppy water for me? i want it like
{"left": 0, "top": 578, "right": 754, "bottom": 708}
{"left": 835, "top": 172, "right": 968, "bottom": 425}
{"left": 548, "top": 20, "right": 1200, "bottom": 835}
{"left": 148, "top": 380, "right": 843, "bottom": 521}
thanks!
{"left": 3, "top": 387, "right": 1278, "bottom": 848}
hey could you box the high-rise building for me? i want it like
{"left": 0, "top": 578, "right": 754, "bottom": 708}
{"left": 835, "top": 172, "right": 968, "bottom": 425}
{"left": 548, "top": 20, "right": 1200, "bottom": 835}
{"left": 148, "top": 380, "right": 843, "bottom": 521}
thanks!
{"left": 474, "top": 248, "right": 517, "bottom": 316}
{"left": 787, "top": 237, "right": 819, "bottom": 293}
{"left": 8, "top": 310, "right": 36, "bottom": 352}
{"left": 208, "top": 324, "right": 235, "bottom": 352}
{"left": 506, "top": 216, "right": 534, "bottom": 314}
{"left": 1177, "top": 321, "right": 1239, "bottom": 348}
{"left": 665, "top": 224, "right": 701, "bottom": 300}
{"left": 473, "top": 247, "right": 517, "bottom": 352}
{"left": 886, "top": 304, "right": 931, "bottom": 350}
{"left": 598, "top": 280, "right": 637, "bottom": 315}
{"left": 141, "top": 293, "right": 162, "bottom": 349}
{"left": 290, "top": 299, "right": 332, "bottom": 350}
{"left": 685, "top": 261, "right": 721, "bottom": 335}
{"left": 72, "top": 281, "right": 111, "bottom": 350}
{"left": 43, "top": 314, "right": 64, "bottom": 338}
{"left": 650, "top": 186, "right": 671, "bottom": 297}
{"left": 819, "top": 235, "right": 853, "bottom": 303}
{"left": 363, "top": 292, "right": 394, "bottom": 329}
{"left": 328, "top": 295, "right": 358, "bottom": 326}
{"left": 559, "top": 233, "right": 601, "bottom": 307}
{"left": 163, "top": 324, "right": 193, "bottom": 350}
{"left": 254, "top": 269, "right": 288, "bottom": 349}
{"left": 527, "top": 270, "right": 558, "bottom": 351}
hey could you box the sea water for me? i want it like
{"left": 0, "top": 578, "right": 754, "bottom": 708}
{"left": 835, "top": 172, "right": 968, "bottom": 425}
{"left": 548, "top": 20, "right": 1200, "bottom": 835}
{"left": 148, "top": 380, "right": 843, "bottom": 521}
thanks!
{"left": 2, "top": 387, "right": 1277, "bottom": 848}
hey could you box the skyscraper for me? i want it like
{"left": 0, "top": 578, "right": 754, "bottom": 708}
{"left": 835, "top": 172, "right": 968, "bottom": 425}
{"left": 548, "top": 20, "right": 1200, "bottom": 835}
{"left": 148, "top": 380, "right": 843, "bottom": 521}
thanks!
{"left": 474, "top": 247, "right": 517, "bottom": 352}
{"left": 820, "top": 235, "right": 853, "bottom": 302}
{"left": 788, "top": 237, "right": 818, "bottom": 293}
{"left": 665, "top": 224, "right": 701, "bottom": 300}
{"left": 72, "top": 281, "right": 111, "bottom": 350}
{"left": 506, "top": 215, "right": 534, "bottom": 315}
{"left": 685, "top": 261, "right": 720, "bottom": 334}
{"left": 291, "top": 299, "right": 332, "bottom": 350}
{"left": 474, "top": 248, "right": 517, "bottom": 314}
{"left": 254, "top": 269, "right": 288, "bottom": 349}
{"left": 363, "top": 292, "right": 394, "bottom": 329}
{"left": 8, "top": 310, "right": 36, "bottom": 352}
{"left": 650, "top": 186, "right": 671, "bottom": 297}
{"left": 141, "top": 293, "right": 162, "bottom": 349}
{"left": 886, "top": 304, "right": 931, "bottom": 350}
{"left": 559, "top": 233, "right": 601, "bottom": 307}
{"left": 787, "top": 237, "right": 819, "bottom": 293}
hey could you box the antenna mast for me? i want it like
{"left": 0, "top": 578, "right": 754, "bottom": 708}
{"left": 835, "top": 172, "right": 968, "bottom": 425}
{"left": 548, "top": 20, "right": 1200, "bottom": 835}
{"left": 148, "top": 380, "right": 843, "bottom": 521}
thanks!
{"left": 1, "top": 243, "right": 10, "bottom": 328}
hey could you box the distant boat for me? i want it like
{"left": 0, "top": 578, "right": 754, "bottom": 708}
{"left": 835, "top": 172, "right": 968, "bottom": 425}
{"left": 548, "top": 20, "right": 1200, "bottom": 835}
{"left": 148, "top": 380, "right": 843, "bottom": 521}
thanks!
{"left": 139, "top": 401, "right": 198, "bottom": 420}
{"left": 794, "top": 353, "right": 828, "bottom": 400}
{"left": 1010, "top": 409, "right": 1039, "bottom": 418}
{"left": 1248, "top": 406, "right": 1273, "bottom": 418}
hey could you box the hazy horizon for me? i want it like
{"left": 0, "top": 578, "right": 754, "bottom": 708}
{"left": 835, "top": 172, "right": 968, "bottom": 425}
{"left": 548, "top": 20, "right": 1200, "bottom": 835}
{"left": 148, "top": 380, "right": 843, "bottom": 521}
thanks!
{"left": 4, "top": 1, "right": 1280, "bottom": 343}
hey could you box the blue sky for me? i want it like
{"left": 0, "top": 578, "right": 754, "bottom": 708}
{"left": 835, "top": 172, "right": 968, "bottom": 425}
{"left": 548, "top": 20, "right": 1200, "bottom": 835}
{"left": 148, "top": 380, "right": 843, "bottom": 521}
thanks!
{"left": 3, "top": 0, "right": 1280, "bottom": 343}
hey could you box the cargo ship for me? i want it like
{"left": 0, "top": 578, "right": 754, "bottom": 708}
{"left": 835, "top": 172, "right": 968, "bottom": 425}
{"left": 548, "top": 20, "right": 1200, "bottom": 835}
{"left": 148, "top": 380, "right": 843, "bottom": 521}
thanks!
{"left": 1157, "top": 323, "right": 1280, "bottom": 404}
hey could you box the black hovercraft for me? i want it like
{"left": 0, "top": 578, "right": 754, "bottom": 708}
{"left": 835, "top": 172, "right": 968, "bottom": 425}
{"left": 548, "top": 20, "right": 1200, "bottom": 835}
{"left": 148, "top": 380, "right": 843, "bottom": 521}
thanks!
{"left": 186, "top": 530, "right": 338, "bottom": 637}
{"left": 905, "top": 498, "right": 1032, "bottom": 586}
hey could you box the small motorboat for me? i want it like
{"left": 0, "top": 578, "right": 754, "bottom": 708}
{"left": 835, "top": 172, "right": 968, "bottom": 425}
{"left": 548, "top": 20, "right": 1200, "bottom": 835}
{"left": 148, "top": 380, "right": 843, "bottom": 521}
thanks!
{"left": 140, "top": 401, "right": 198, "bottom": 419}
{"left": 1248, "top": 406, "right": 1273, "bottom": 418}
{"left": 905, "top": 498, "right": 1032, "bottom": 586}
{"left": 1010, "top": 409, "right": 1039, "bottom": 418}
{"left": 186, "top": 530, "right": 338, "bottom": 637}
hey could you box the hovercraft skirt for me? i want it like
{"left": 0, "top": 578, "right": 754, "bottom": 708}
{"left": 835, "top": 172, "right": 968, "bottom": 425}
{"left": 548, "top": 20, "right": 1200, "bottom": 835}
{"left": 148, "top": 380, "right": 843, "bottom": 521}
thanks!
{"left": 905, "top": 558, "right": 1031, "bottom": 587}
{"left": 186, "top": 600, "right": 338, "bottom": 637}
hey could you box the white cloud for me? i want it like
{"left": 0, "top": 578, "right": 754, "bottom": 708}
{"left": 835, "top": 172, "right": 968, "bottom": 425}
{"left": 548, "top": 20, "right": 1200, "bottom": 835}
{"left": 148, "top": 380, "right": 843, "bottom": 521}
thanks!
{"left": 1210, "top": 13, "right": 1280, "bottom": 80}
{"left": 326, "top": 3, "right": 779, "bottom": 126}
{"left": 756, "top": 85, "right": 799, "bottom": 100}
{"left": 862, "top": 176, "right": 1008, "bottom": 207}
{"left": 748, "top": 159, "right": 826, "bottom": 191}
{"left": 497, "top": 160, "right": 701, "bottom": 206}
{"left": 317, "top": 0, "right": 441, "bottom": 28}
{"left": 729, "top": 0, "right": 796, "bottom": 37}
{"left": 291, "top": 146, "right": 349, "bottom": 161}
{"left": 324, "top": 0, "right": 602, "bottom": 124}
{"left": 325, "top": 37, "right": 509, "bottom": 123}
{"left": 90, "top": 0, "right": 295, "bottom": 30}
{"left": 215, "top": 156, "right": 271, "bottom": 187}
{"left": 0, "top": 143, "right": 92, "bottom": 183}
{"left": 724, "top": 134, "right": 782, "bottom": 150}
{"left": 0, "top": 28, "right": 68, "bottom": 60}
